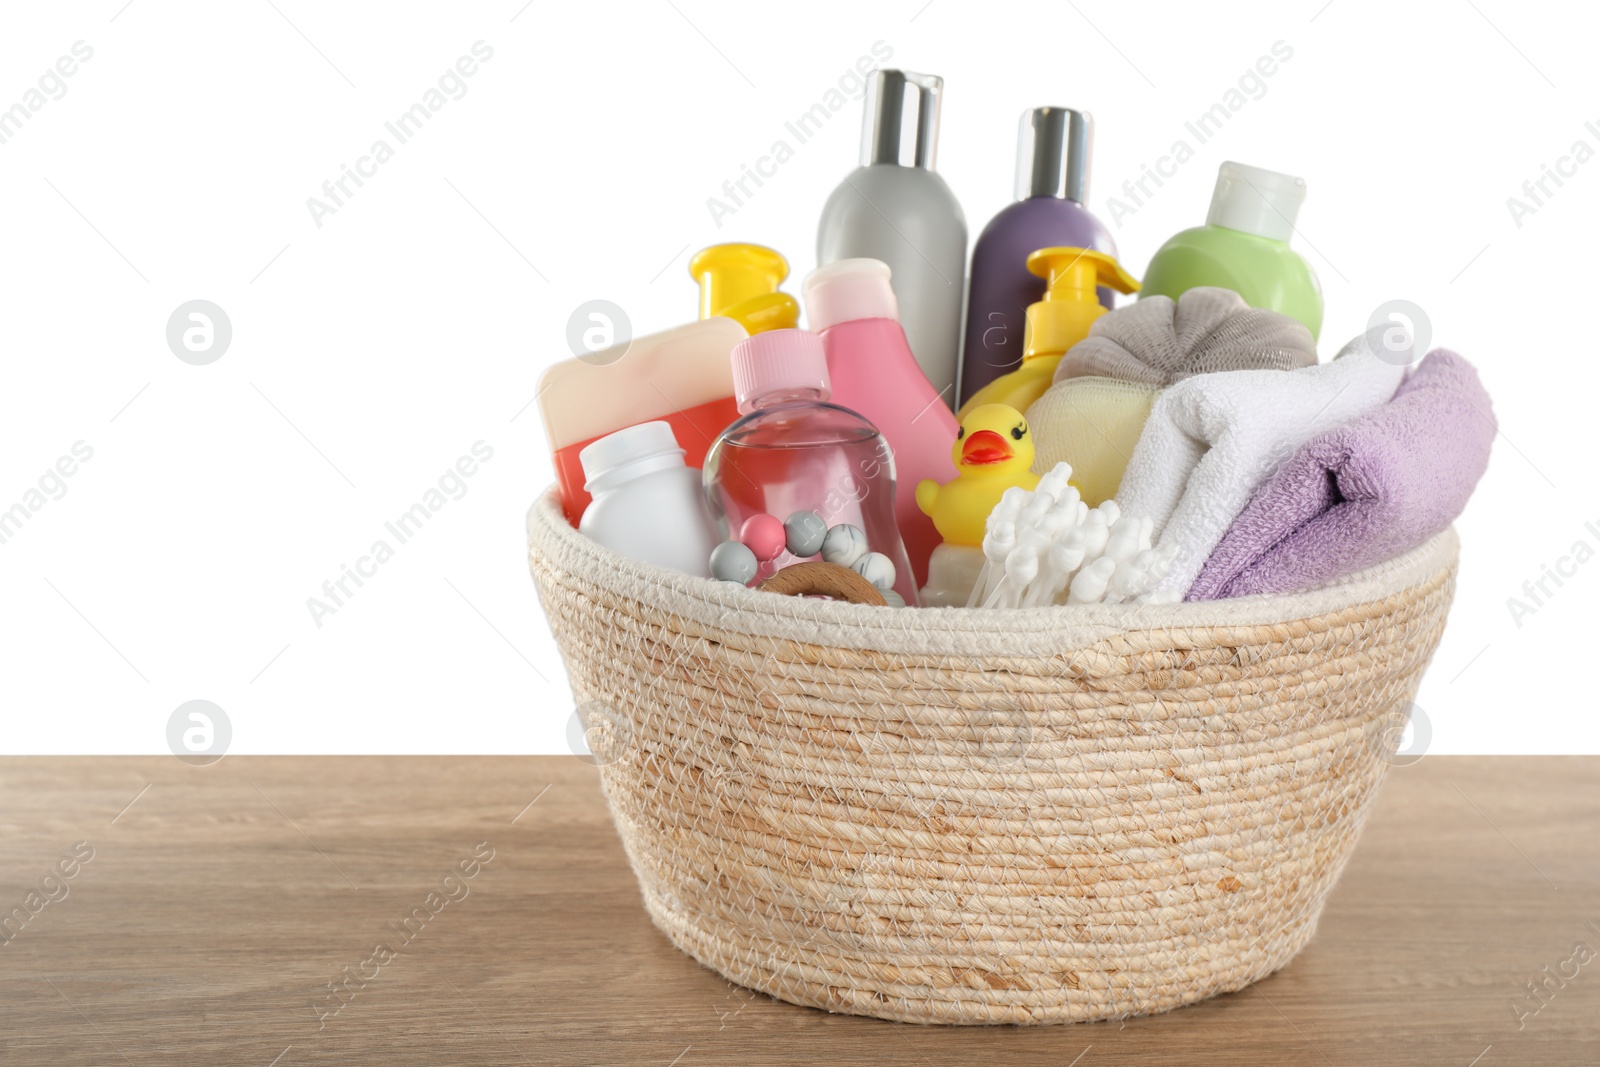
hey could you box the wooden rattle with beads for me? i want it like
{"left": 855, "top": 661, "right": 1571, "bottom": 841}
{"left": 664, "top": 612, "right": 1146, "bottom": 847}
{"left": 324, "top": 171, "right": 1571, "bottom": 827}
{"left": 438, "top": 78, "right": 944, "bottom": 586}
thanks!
{"left": 756, "top": 562, "right": 887, "bottom": 606}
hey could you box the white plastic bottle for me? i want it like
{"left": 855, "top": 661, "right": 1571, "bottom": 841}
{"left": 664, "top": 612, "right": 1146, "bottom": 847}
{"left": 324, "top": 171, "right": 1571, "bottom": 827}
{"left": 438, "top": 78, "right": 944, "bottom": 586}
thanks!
{"left": 578, "top": 421, "right": 719, "bottom": 577}
{"left": 817, "top": 69, "right": 967, "bottom": 406}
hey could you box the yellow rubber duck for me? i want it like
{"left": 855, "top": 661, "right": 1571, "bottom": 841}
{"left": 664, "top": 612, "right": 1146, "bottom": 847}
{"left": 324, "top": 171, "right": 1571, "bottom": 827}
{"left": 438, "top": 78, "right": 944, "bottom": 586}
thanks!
{"left": 915, "top": 404, "right": 1042, "bottom": 547}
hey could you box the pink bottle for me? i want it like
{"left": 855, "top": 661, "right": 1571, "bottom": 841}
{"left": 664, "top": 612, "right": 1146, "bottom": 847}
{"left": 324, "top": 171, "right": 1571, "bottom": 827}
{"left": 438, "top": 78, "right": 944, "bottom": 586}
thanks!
{"left": 702, "top": 329, "right": 919, "bottom": 606}
{"left": 802, "top": 258, "right": 958, "bottom": 587}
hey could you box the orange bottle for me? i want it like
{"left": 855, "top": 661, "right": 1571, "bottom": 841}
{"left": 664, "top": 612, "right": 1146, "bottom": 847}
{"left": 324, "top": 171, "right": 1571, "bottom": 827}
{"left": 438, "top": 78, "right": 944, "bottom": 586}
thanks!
{"left": 539, "top": 244, "right": 798, "bottom": 526}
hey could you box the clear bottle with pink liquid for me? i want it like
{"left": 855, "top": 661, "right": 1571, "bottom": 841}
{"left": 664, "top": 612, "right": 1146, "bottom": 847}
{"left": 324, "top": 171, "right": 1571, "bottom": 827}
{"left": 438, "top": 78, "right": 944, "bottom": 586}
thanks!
{"left": 703, "top": 329, "right": 919, "bottom": 606}
{"left": 802, "top": 258, "right": 958, "bottom": 590}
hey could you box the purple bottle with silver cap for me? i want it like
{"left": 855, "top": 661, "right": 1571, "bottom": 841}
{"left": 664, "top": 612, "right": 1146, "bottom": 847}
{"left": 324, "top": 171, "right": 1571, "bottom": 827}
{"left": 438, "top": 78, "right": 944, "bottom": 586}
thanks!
{"left": 958, "top": 107, "right": 1118, "bottom": 408}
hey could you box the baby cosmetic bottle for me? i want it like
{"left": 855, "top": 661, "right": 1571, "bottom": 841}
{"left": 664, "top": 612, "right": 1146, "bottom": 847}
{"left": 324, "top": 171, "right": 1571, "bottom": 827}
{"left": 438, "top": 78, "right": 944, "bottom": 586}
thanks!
{"left": 540, "top": 242, "right": 795, "bottom": 526}
{"left": 578, "top": 421, "right": 720, "bottom": 577}
{"left": 1140, "top": 161, "right": 1323, "bottom": 339}
{"left": 817, "top": 70, "right": 966, "bottom": 406}
{"left": 802, "top": 258, "right": 958, "bottom": 587}
{"left": 959, "top": 247, "right": 1139, "bottom": 419}
{"left": 703, "top": 329, "right": 919, "bottom": 605}
{"left": 690, "top": 242, "right": 801, "bottom": 334}
{"left": 960, "top": 108, "right": 1118, "bottom": 407}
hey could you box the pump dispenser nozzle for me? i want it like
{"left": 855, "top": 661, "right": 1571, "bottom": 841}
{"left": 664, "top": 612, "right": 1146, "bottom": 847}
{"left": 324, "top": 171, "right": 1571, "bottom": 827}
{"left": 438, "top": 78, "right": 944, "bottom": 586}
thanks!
{"left": 955, "top": 247, "right": 1138, "bottom": 421}
{"left": 1022, "top": 248, "right": 1140, "bottom": 361}
{"left": 690, "top": 243, "right": 800, "bottom": 334}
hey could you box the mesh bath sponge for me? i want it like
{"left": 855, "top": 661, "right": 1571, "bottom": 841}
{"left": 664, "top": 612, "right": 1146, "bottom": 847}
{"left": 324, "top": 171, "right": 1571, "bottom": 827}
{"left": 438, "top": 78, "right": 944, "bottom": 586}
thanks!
{"left": 1060, "top": 287, "right": 1318, "bottom": 385}
{"left": 1027, "top": 288, "right": 1318, "bottom": 504}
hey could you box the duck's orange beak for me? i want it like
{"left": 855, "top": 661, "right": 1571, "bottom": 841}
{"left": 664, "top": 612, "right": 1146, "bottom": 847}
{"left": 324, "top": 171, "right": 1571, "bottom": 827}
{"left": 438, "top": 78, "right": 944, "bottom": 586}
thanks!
{"left": 960, "top": 429, "right": 1012, "bottom": 466}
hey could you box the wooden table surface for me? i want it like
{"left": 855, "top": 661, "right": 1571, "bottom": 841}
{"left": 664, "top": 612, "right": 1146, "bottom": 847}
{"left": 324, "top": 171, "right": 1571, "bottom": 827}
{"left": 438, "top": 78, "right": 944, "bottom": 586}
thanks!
{"left": 1, "top": 756, "right": 1595, "bottom": 1066}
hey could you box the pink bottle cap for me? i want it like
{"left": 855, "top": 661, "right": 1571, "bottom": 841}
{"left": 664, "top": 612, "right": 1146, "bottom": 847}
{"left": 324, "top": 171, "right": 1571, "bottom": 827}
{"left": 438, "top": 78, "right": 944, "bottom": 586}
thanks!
{"left": 801, "top": 258, "right": 900, "bottom": 332}
{"left": 730, "top": 328, "right": 831, "bottom": 413}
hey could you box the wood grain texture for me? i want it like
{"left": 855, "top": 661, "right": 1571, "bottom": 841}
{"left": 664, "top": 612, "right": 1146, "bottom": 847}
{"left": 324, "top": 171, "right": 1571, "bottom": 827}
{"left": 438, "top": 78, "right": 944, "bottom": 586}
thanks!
{"left": 0, "top": 756, "right": 1595, "bottom": 1065}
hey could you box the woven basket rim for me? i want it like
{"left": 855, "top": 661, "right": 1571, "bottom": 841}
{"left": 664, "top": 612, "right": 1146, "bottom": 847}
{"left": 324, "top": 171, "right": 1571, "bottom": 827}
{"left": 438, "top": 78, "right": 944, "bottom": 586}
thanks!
{"left": 527, "top": 486, "right": 1460, "bottom": 658}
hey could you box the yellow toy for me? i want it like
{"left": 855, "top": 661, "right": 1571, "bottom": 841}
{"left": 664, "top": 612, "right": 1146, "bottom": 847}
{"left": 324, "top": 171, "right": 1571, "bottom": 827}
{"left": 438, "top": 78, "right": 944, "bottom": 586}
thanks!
{"left": 957, "top": 247, "right": 1139, "bottom": 420}
{"left": 915, "top": 404, "right": 1042, "bottom": 547}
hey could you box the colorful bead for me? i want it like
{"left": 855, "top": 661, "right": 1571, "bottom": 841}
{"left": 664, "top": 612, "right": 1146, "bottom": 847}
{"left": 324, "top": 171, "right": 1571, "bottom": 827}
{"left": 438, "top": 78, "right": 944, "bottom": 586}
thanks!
{"left": 739, "top": 513, "right": 788, "bottom": 563}
{"left": 820, "top": 523, "right": 868, "bottom": 567}
{"left": 851, "top": 551, "right": 896, "bottom": 590}
{"left": 709, "top": 540, "right": 758, "bottom": 584}
{"left": 783, "top": 510, "right": 828, "bottom": 558}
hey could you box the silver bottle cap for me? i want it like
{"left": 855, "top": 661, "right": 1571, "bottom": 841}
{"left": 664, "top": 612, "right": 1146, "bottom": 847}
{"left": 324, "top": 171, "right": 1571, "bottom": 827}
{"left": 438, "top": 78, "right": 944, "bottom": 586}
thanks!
{"left": 1015, "top": 107, "right": 1092, "bottom": 202}
{"left": 861, "top": 70, "right": 944, "bottom": 169}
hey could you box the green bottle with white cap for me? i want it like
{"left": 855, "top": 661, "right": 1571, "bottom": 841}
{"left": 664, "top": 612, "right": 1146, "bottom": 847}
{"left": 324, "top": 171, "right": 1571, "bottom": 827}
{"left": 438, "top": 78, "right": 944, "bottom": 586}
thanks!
{"left": 1139, "top": 161, "right": 1322, "bottom": 340}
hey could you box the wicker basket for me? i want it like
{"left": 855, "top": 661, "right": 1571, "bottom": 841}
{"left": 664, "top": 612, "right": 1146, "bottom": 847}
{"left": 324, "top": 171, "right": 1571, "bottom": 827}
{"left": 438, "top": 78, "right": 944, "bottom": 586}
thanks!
{"left": 526, "top": 489, "right": 1458, "bottom": 1025}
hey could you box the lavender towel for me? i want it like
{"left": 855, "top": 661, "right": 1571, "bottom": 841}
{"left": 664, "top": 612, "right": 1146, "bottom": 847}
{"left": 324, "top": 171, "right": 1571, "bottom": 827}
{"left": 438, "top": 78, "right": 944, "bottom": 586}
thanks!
{"left": 1188, "top": 350, "right": 1494, "bottom": 601}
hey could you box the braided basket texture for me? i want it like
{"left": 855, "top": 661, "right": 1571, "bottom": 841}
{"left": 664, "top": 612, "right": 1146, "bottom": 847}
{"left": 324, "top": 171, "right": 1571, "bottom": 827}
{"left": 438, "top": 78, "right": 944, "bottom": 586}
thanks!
{"left": 527, "top": 490, "right": 1458, "bottom": 1025}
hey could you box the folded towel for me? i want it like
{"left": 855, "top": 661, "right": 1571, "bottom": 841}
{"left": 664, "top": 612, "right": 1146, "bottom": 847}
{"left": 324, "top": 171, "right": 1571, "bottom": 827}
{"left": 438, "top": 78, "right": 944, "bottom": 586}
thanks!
{"left": 1057, "top": 287, "right": 1318, "bottom": 386}
{"left": 1188, "top": 350, "right": 1493, "bottom": 600}
{"left": 1118, "top": 334, "right": 1407, "bottom": 595}
{"left": 1027, "top": 288, "right": 1318, "bottom": 507}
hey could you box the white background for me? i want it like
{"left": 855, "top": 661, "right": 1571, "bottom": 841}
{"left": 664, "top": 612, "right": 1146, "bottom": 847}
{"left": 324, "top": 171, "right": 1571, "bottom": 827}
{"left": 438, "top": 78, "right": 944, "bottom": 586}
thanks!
{"left": 1, "top": 0, "right": 1593, "bottom": 754}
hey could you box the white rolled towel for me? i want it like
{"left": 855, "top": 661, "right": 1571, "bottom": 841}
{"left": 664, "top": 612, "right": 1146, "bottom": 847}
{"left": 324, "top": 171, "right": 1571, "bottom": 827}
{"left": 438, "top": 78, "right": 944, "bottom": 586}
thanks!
{"left": 1119, "top": 335, "right": 1406, "bottom": 595}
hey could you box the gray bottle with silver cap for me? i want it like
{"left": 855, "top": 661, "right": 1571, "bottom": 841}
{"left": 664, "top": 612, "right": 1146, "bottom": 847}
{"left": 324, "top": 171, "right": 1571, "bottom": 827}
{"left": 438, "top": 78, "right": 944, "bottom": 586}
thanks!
{"left": 957, "top": 106, "right": 1118, "bottom": 408}
{"left": 816, "top": 70, "right": 967, "bottom": 408}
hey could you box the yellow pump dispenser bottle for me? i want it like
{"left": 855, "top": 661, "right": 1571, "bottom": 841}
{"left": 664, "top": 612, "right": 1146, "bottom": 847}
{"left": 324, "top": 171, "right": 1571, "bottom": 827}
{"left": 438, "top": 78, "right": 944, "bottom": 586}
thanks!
{"left": 690, "top": 243, "right": 800, "bottom": 335}
{"left": 957, "top": 247, "right": 1138, "bottom": 420}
